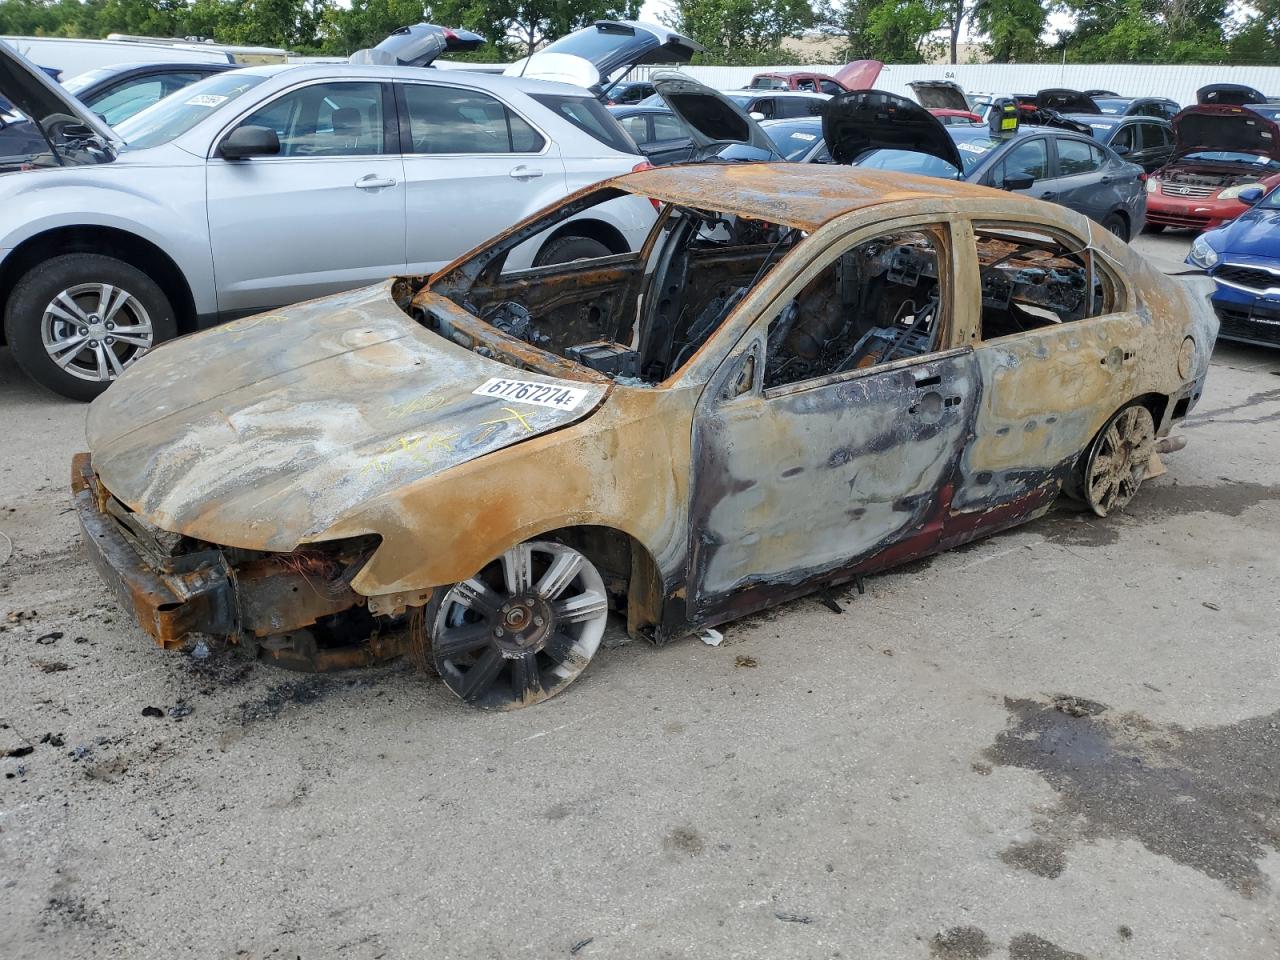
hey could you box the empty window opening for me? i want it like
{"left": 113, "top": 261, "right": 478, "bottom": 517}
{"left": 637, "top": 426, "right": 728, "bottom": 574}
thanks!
{"left": 974, "top": 225, "right": 1118, "bottom": 340}
{"left": 763, "top": 228, "right": 946, "bottom": 391}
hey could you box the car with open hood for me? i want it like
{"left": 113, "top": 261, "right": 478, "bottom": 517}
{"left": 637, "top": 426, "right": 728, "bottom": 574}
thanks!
{"left": 756, "top": 91, "right": 1146, "bottom": 239}
{"left": 749, "top": 61, "right": 882, "bottom": 95}
{"left": 1145, "top": 103, "right": 1280, "bottom": 231}
{"left": 0, "top": 30, "right": 667, "bottom": 401}
{"left": 73, "top": 158, "right": 1215, "bottom": 710}
{"left": 1185, "top": 182, "right": 1280, "bottom": 348}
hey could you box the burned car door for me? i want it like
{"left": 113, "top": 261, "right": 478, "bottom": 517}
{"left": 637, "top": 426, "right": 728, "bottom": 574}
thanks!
{"left": 946, "top": 220, "right": 1144, "bottom": 542}
{"left": 687, "top": 218, "right": 982, "bottom": 622}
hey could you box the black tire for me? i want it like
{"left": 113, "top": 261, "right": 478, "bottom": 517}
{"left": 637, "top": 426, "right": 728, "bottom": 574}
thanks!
{"left": 4, "top": 253, "right": 176, "bottom": 402}
{"left": 533, "top": 235, "right": 612, "bottom": 267}
{"left": 1142, "top": 222, "right": 1166, "bottom": 234}
{"left": 1102, "top": 213, "right": 1130, "bottom": 242}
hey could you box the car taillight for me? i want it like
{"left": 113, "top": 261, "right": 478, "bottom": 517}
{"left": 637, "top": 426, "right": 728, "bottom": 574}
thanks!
{"left": 631, "top": 161, "right": 662, "bottom": 210}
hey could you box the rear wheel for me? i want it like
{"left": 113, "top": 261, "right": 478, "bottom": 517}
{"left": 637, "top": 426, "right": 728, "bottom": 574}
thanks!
{"left": 429, "top": 540, "right": 611, "bottom": 710}
{"left": 1101, "top": 213, "right": 1130, "bottom": 242}
{"left": 4, "top": 253, "right": 176, "bottom": 401}
{"left": 1079, "top": 405, "right": 1156, "bottom": 517}
{"left": 533, "top": 235, "right": 612, "bottom": 267}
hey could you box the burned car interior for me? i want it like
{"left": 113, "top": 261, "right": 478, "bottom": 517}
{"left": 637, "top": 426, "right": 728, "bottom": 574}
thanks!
{"left": 417, "top": 193, "right": 1120, "bottom": 392}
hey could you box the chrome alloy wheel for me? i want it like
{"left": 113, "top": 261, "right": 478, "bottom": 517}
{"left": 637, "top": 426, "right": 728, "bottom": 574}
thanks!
{"left": 431, "top": 541, "right": 610, "bottom": 709}
{"left": 40, "top": 282, "right": 154, "bottom": 383}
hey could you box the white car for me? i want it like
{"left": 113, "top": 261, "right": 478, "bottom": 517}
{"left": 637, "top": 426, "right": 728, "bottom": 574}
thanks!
{"left": 0, "top": 25, "right": 695, "bottom": 399}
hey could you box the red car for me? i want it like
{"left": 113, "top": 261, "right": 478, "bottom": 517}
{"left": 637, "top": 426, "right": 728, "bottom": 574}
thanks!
{"left": 1146, "top": 104, "right": 1280, "bottom": 231}
{"left": 930, "top": 108, "right": 982, "bottom": 125}
{"left": 749, "top": 60, "right": 882, "bottom": 95}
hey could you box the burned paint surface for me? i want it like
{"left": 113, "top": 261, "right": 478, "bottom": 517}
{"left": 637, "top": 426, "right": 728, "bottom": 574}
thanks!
{"left": 986, "top": 697, "right": 1280, "bottom": 896}
{"left": 77, "top": 162, "right": 1218, "bottom": 672}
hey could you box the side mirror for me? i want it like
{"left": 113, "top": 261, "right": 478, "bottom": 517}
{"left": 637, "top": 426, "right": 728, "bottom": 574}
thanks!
{"left": 1239, "top": 185, "right": 1265, "bottom": 206}
{"left": 1004, "top": 175, "right": 1035, "bottom": 191}
{"left": 219, "top": 124, "right": 280, "bottom": 160}
{"left": 749, "top": 111, "right": 766, "bottom": 121}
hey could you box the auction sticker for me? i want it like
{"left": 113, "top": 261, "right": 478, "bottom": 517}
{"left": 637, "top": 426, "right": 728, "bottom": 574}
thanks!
{"left": 473, "top": 377, "right": 588, "bottom": 410}
{"left": 185, "top": 94, "right": 228, "bottom": 107}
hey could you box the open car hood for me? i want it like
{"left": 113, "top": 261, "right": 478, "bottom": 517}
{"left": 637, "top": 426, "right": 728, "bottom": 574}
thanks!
{"left": 0, "top": 40, "right": 117, "bottom": 155}
{"left": 85, "top": 284, "right": 608, "bottom": 552}
{"left": 1036, "top": 88, "right": 1100, "bottom": 114}
{"left": 651, "top": 71, "right": 781, "bottom": 159}
{"left": 909, "top": 80, "right": 969, "bottom": 111}
{"left": 350, "top": 23, "right": 484, "bottom": 67}
{"left": 822, "top": 89, "right": 963, "bottom": 171}
{"left": 505, "top": 21, "right": 704, "bottom": 96}
{"left": 833, "top": 60, "right": 883, "bottom": 91}
{"left": 1172, "top": 105, "right": 1280, "bottom": 160}
{"left": 1197, "top": 83, "right": 1267, "bottom": 106}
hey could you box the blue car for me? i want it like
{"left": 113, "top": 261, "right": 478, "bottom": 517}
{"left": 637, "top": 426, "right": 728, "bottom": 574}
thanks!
{"left": 1187, "top": 184, "right": 1280, "bottom": 348}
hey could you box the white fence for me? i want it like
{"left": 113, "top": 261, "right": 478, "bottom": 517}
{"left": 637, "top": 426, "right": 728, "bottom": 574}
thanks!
{"left": 633, "top": 62, "right": 1280, "bottom": 107}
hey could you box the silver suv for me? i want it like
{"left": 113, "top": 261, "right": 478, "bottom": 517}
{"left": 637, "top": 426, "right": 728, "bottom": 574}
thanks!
{"left": 0, "top": 25, "right": 704, "bottom": 399}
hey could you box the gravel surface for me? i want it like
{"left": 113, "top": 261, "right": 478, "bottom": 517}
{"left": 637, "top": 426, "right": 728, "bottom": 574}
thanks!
{"left": 2, "top": 232, "right": 1279, "bottom": 959}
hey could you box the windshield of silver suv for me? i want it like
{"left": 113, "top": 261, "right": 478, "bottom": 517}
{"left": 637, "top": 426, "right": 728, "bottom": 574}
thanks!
{"left": 115, "top": 72, "right": 267, "bottom": 149}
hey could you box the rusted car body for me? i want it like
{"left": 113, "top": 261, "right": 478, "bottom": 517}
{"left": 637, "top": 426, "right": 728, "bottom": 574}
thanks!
{"left": 74, "top": 163, "right": 1217, "bottom": 707}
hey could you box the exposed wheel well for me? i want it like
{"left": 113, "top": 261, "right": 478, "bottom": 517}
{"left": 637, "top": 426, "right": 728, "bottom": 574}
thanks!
{"left": 538, "top": 219, "right": 629, "bottom": 258}
{"left": 542, "top": 525, "right": 665, "bottom": 638}
{"left": 0, "top": 227, "right": 197, "bottom": 340}
{"left": 1132, "top": 391, "right": 1169, "bottom": 431}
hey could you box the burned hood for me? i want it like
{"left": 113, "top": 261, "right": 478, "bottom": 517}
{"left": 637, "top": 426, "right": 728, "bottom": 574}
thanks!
{"left": 350, "top": 23, "right": 484, "bottom": 67}
{"left": 506, "top": 21, "right": 704, "bottom": 95}
{"left": 909, "top": 80, "right": 969, "bottom": 111}
{"left": 823, "top": 89, "right": 963, "bottom": 171}
{"left": 651, "top": 71, "right": 781, "bottom": 158}
{"left": 0, "top": 40, "right": 117, "bottom": 159}
{"left": 1036, "top": 88, "right": 1100, "bottom": 115}
{"left": 1172, "top": 105, "right": 1280, "bottom": 160}
{"left": 832, "top": 60, "right": 883, "bottom": 91}
{"left": 85, "top": 284, "right": 608, "bottom": 552}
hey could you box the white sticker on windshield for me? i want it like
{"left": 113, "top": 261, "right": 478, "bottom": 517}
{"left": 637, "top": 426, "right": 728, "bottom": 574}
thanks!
{"left": 185, "top": 94, "right": 227, "bottom": 107}
{"left": 472, "top": 377, "right": 589, "bottom": 411}
{"left": 791, "top": 132, "right": 817, "bottom": 141}
{"left": 957, "top": 140, "right": 994, "bottom": 154}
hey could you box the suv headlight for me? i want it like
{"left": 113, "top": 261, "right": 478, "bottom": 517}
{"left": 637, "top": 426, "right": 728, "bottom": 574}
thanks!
{"left": 1187, "top": 235, "right": 1220, "bottom": 270}
{"left": 1145, "top": 177, "right": 1159, "bottom": 193}
{"left": 1219, "top": 182, "right": 1263, "bottom": 200}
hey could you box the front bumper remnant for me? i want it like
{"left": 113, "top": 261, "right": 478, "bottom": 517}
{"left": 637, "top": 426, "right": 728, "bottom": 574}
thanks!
{"left": 71, "top": 453, "right": 407, "bottom": 671}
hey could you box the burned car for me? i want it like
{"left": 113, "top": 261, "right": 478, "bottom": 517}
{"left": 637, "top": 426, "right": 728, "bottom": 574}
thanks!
{"left": 74, "top": 163, "right": 1217, "bottom": 709}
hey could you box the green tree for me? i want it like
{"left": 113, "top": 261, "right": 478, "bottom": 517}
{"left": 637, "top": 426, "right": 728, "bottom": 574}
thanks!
{"left": 664, "top": 0, "right": 813, "bottom": 59}
{"left": 864, "top": 0, "right": 944, "bottom": 62}
{"left": 973, "top": 0, "right": 1045, "bottom": 61}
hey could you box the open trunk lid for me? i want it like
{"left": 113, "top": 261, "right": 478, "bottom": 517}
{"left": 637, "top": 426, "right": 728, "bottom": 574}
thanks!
{"left": 350, "top": 23, "right": 485, "bottom": 67}
{"left": 505, "top": 21, "right": 704, "bottom": 97}
{"left": 823, "top": 89, "right": 964, "bottom": 171}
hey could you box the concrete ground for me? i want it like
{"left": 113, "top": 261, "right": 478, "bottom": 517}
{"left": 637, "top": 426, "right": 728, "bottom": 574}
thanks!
{"left": 1, "top": 231, "right": 1278, "bottom": 960}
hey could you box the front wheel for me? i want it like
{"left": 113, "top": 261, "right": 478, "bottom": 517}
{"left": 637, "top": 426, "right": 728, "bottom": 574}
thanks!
{"left": 429, "top": 540, "right": 611, "bottom": 710}
{"left": 1079, "top": 404, "right": 1156, "bottom": 517}
{"left": 4, "top": 253, "right": 176, "bottom": 402}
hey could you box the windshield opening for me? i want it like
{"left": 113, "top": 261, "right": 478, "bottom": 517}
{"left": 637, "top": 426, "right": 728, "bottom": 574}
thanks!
{"left": 420, "top": 188, "right": 800, "bottom": 386}
{"left": 116, "top": 72, "right": 266, "bottom": 149}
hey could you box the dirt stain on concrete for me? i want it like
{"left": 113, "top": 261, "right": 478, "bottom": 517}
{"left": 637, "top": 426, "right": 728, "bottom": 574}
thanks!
{"left": 999, "top": 838, "right": 1067, "bottom": 879}
{"left": 662, "top": 826, "right": 705, "bottom": 856}
{"left": 1007, "top": 933, "right": 1088, "bottom": 960}
{"left": 985, "top": 696, "right": 1280, "bottom": 896}
{"left": 929, "top": 926, "right": 994, "bottom": 959}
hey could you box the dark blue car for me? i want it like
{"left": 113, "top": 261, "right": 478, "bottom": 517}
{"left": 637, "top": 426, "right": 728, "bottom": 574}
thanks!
{"left": 1188, "top": 184, "right": 1280, "bottom": 347}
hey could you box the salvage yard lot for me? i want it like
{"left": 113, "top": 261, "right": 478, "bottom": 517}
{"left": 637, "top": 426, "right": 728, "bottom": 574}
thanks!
{"left": 2, "top": 233, "right": 1279, "bottom": 959}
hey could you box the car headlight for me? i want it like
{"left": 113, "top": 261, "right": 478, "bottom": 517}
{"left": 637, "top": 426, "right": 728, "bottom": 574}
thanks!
{"left": 1187, "top": 235, "right": 1220, "bottom": 270}
{"left": 1219, "top": 182, "right": 1263, "bottom": 200}
{"left": 1146, "top": 177, "right": 1159, "bottom": 193}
